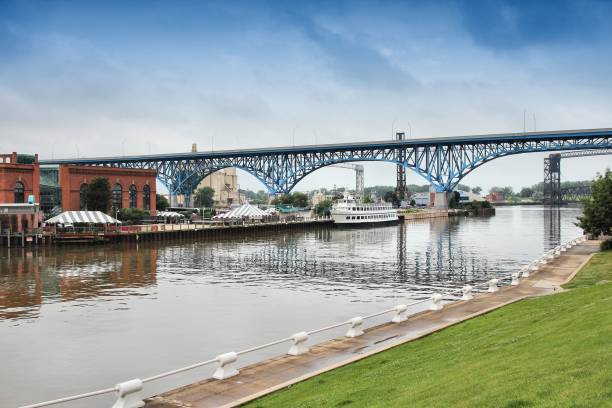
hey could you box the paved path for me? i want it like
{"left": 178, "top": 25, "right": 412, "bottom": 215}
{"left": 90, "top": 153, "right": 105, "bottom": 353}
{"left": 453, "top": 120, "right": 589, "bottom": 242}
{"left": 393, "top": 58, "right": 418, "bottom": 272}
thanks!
{"left": 146, "top": 241, "right": 599, "bottom": 408}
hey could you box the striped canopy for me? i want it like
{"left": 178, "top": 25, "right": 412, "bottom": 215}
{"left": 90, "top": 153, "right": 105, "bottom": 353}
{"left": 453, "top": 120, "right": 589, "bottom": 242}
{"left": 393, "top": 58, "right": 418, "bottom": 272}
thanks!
{"left": 213, "top": 202, "right": 268, "bottom": 219}
{"left": 45, "top": 211, "right": 121, "bottom": 224}
{"left": 157, "top": 211, "right": 185, "bottom": 218}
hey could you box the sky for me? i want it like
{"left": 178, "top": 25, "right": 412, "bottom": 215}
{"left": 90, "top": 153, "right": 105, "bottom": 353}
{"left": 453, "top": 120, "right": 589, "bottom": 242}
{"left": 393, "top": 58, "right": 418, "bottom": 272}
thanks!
{"left": 1, "top": 0, "right": 611, "bottom": 194}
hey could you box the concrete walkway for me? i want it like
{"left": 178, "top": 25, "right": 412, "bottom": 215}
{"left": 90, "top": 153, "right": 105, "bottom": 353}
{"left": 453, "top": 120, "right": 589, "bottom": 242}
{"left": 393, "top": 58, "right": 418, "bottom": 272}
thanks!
{"left": 146, "top": 241, "right": 599, "bottom": 408}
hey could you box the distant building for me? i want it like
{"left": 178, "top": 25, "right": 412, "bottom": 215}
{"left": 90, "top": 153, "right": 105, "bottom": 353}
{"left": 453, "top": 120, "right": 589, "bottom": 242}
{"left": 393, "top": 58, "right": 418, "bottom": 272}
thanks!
{"left": 1, "top": 153, "right": 157, "bottom": 215}
{"left": 412, "top": 192, "right": 430, "bottom": 207}
{"left": 0, "top": 152, "right": 40, "bottom": 204}
{"left": 197, "top": 168, "right": 241, "bottom": 207}
{"left": 58, "top": 165, "right": 157, "bottom": 214}
{"left": 485, "top": 191, "right": 504, "bottom": 202}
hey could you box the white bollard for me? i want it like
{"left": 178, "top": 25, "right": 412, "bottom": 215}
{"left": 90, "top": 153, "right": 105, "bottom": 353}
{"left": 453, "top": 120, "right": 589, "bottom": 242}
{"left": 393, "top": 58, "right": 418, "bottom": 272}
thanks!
{"left": 345, "top": 317, "right": 364, "bottom": 338}
{"left": 288, "top": 332, "right": 309, "bottom": 356}
{"left": 111, "top": 379, "right": 145, "bottom": 408}
{"left": 511, "top": 272, "right": 520, "bottom": 286}
{"left": 391, "top": 304, "right": 408, "bottom": 323}
{"left": 429, "top": 293, "right": 443, "bottom": 310}
{"left": 488, "top": 278, "right": 499, "bottom": 293}
{"left": 213, "top": 352, "right": 239, "bottom": 380}
{"left": 461, "top": 285, "right": 473, "bottom": 301}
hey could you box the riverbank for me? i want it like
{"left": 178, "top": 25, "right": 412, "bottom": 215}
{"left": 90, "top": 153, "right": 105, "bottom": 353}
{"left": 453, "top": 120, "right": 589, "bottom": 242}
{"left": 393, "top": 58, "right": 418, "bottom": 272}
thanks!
{"left": 146, "top": 240, "right": 601, "bottom": 408}
{"left": 240, "top": 245, "right": 611, "bottom": 408}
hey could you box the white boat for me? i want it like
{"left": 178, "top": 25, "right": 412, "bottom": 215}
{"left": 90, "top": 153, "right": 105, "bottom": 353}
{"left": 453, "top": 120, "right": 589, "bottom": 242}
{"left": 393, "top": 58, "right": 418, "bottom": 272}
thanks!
{"left": 331, "top": 194, "right": 398, "bottom": 226}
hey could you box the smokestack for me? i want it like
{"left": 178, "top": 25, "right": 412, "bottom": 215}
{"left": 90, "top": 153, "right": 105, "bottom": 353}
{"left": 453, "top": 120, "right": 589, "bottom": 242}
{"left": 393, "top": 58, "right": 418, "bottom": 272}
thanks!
{"left": 191, "top": 143, "right": 197, "bottom": 152}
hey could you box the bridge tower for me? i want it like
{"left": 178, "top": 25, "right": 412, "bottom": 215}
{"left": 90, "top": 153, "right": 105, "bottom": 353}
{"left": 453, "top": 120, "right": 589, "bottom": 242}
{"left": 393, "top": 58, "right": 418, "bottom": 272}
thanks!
{"left": 543, "top": 154, "right": 561, "bottom": 205}
{"left": 395, "top": 132, "right": 407, "bottom": 201}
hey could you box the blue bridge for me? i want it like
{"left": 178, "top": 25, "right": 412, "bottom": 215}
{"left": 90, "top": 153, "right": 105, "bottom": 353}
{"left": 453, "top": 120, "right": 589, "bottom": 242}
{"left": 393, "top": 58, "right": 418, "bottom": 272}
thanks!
{"left": 41, "top": 128, "right": 612, "bottom": 205}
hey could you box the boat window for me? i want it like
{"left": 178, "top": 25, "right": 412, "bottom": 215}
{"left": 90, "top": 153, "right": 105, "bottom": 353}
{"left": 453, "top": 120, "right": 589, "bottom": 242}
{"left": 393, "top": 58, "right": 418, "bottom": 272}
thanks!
{"left": 346, "top": 216, "right": 350, "bottom": 220}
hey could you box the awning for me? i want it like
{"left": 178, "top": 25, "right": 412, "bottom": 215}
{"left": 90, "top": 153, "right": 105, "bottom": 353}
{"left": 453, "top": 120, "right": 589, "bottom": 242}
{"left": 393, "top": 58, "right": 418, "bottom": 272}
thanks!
{"left": 45, "top": 211, "right": 121, "bottom": 224}
{"left": 157, "top": 211, "right": 185, "bottom": 218}
{"left": 213, "top": 202, "right": 268, "bottom": 219}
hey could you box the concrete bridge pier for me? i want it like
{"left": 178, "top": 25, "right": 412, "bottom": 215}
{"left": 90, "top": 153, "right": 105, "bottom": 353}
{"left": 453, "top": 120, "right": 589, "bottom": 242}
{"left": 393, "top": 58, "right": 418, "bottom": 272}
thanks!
{"left": 433, "top": 191, "right": 452, "bottom": 209}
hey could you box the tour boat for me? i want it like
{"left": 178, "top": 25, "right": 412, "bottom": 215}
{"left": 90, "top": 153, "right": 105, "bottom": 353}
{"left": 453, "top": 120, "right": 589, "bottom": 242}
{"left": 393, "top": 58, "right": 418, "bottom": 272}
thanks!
{"left": 331, "top": 194, "right": 398, "bottom": 226}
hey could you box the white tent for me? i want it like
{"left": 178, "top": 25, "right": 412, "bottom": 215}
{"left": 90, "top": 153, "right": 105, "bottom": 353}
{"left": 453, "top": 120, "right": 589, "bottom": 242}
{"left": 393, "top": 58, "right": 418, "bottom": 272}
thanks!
{"left": 213, "top": 202, "right": 268, "bottom": 219}
{"left": 45, "top": 211, "right": 121, "bottom": 224}
{"left": 157, "top": 211, "right": 185, "bottom": 218}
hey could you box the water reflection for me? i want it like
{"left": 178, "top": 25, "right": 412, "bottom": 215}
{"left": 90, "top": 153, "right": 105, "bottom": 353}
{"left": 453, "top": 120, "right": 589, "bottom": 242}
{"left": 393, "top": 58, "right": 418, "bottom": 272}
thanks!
{"left": 0, "top": 247, "right": 157, "bottom": 320}
{"left": 0, "top": 206, "right": 581, "bottom": 323}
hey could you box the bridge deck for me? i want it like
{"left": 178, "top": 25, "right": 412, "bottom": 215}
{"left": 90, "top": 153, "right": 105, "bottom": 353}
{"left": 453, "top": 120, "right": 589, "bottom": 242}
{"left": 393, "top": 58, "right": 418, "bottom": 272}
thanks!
{"left": 146, "top": 241, "right": 600, "bottom": 408}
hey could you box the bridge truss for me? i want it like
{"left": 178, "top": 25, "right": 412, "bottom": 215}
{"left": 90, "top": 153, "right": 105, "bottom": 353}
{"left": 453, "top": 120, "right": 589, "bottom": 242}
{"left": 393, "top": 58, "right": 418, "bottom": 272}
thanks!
{"left": 41, "top": 129, "right": 612, "bottom": 206}
{"left": 543, "top": 148, "right": 612, "bottom": 204}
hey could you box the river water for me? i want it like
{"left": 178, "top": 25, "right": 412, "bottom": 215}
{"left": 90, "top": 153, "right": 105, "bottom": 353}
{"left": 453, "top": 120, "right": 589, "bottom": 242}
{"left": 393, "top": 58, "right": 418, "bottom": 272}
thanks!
{"left": 0, "top": 206, "right": 582, "bottom": 407}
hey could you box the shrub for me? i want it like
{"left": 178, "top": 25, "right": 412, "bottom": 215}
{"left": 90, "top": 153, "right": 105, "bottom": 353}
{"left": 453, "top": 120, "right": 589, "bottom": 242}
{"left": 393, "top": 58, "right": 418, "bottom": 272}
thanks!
{"left": 601, "top": 239, "right": 612, "bottom": 252}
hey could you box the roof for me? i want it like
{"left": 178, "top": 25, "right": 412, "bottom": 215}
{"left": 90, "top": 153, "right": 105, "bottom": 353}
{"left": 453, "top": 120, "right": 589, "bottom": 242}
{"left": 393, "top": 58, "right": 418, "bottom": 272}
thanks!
{"left": 213, "top": 202, "right": 268, "bottom": 219}
{"left": 45, "top": 211, "right": 120, "bottom": 224}
{"left": 157, "top": 211, "right": 185, "bottom": 218}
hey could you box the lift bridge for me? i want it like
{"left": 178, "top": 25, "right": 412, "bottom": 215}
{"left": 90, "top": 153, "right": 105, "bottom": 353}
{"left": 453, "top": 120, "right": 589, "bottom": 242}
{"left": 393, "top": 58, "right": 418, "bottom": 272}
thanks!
{"left": 543, "top": 148, "right": 612, "bottom": 204}
{"left": 40, "top": 128, "right": 612, "bottom": 207}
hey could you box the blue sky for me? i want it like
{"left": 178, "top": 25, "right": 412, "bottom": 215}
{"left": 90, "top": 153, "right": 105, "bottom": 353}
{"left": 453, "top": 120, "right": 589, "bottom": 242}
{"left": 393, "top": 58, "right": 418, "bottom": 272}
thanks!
{"left": 1, "top": 0, "right": 611, "bottom": 193}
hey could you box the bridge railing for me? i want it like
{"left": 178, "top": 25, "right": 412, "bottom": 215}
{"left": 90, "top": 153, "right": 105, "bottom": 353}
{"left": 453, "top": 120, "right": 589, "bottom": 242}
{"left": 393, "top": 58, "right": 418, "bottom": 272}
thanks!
{"left": 18, "top": 235, "right": 587, "bottom": 408}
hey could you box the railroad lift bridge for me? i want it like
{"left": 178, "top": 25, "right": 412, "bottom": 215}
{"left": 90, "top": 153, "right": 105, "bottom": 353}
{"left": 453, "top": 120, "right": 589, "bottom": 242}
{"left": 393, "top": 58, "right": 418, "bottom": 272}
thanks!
{"left": 40, "top": 128, "right": 612, "bottom": 208}
{"left": 543, "top": 149, "right": 612, "bottom": 204}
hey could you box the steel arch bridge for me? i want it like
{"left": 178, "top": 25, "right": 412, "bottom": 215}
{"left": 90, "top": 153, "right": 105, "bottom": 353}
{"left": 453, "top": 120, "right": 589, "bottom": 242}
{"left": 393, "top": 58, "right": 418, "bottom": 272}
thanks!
{"left": 40, "top": 128, "right": 612, "bottom": 205}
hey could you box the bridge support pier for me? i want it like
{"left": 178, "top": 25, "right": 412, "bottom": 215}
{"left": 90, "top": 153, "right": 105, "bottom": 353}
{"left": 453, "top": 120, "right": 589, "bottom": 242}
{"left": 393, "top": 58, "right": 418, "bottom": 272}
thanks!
{"left": 433, "top": 191, "right": 452, "bottom": 210}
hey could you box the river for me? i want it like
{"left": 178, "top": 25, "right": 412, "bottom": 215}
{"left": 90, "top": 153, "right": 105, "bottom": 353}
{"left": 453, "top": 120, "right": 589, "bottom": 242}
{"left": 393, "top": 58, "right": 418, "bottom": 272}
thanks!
{"left": 0, "top": 206, "right": 582, "bottom": 407}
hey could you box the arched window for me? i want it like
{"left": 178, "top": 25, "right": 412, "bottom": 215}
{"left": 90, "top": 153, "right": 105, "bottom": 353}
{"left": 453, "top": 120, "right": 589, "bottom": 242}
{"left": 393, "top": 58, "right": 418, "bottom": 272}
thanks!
{"left": 129, "top": 184, "right": 137, "bottom": 208}
{"left": 14, "top": 181, "right": 25, "bottom": 203}
{"left": 112, "top": 183, "right": 123, "bottom": 211}
{"left": 143, "top": 185, "right": 151, "bottom": 211}
{"left": 79, "top": 183, "right": 89, "bottom": 210}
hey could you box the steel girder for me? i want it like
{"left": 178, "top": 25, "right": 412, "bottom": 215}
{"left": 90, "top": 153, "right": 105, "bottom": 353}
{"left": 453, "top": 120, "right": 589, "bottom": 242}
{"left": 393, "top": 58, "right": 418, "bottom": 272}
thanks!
{"left": 40, "top": 130, "right": 612, "bottom": 196}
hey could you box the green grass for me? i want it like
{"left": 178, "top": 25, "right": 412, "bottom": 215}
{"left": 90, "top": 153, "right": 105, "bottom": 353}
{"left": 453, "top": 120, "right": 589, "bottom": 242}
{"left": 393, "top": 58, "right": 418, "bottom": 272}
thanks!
{"left": 244, "top": 252, "right": 612, "bottom": 408}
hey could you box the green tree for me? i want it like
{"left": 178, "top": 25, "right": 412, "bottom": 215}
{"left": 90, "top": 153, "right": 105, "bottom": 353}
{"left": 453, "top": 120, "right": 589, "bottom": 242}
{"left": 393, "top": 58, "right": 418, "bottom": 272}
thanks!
{"left": 577, "top": 170, "right": 612, "bottom": 236}
{"left": 383, "top": 191, "right": 395, "bottom": 203}
{"left": 255, "top": 190, "right": 269, "bottom": 204}
{"left": 291, "top": 192, "right": 309, "bottom": 208}
{"left": 456, "top": 184, "right": 471, "bottom": 192}
{"left": 86, "top": 177, "right": 111, "bottom": 213}
{"left": 315, "top": 199, "right": 333, "bottom": 216}
{"left": 156, "top": 194, "right": 169, "bottom": 211}
{"left": 520, "top": 187, "right": 534, "bottom": 198}
{"left": 471, "top": 186, "right": 482, "bottom": 195}
{"left": 362, "top": 196, "right": 373, "bottom": 203}
{"left": 117, "top": 208, "right": 149, "bottom": 225}
{"left": 194, "top": 186, "right": 215, "bottom": 208}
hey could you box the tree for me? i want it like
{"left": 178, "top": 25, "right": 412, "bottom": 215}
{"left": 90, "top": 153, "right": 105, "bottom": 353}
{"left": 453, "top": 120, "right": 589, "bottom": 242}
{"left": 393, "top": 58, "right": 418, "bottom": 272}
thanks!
{"left": 271, "top": 192, "right": 310, "bottom": 208}
{"left": 456, "top": 183, "right": 471, "bottom": 192}
{"left": 86, "top": 177, "right": 111, "bottom": 213}
{"left": 156, "top": 194, "right": 169, "bottom": 211}
{"left": 292, "top": 192, "right": 309, "bottom": 208}
{"left": 194, "top": 187, "right": 215, "bottom": 208}
{"left": 383, "top": 191, "right": 395, "bottom": 203}
{"left": 362, "top": 196, "right": 373, "bottom": 203}
{"left": 520, "top": 187, "right": 534, "bottom": 198}
{"left": 315, "top": 199, "right": 333, "bottom": 216}
{"left": 471, "top": 186, "right": 482, "bottom": 195}
{"left": 577, "top": 170, "right": 612, "bottom": 236}
{"left": 117, "top": 208, "right": 149, "bottom": 225}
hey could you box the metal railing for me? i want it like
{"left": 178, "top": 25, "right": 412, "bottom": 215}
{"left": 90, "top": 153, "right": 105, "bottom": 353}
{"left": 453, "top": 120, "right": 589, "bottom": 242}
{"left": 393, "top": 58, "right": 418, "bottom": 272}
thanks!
{"left": 18, "top": 235, "right": 587, "bottom": 408}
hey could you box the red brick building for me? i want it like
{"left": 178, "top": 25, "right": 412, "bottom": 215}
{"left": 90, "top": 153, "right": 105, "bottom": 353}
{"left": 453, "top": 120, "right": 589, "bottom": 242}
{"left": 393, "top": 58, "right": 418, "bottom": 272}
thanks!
{"left": 59, "top": 165, "right": 157, "bottom": 215}
{"left": 0, "top": 152, "right": 40, "bottom": 203}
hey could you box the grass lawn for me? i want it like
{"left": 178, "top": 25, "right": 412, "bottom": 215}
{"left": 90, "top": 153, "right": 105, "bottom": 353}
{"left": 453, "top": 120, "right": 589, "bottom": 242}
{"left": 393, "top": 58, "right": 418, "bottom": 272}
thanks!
{"left": 244, "top": 251, "right": 612, "bottom": 408}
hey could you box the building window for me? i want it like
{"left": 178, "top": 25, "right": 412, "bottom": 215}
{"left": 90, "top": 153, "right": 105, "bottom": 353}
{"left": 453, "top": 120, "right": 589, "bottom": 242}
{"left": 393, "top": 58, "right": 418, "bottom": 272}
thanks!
{"left": 14, "top": 181, "right": 25, "bottom": 203}
{"left": 112, "top": 183, "right": 123, "bottom": 211}
{"left": 79, "top": 183, "right": 88, "bottom": 210}
{"left": 129, "top": 184, "right": 137, "bottom": 208}
{"left": 143, "top": 185, "right": 151, "bottom": 211}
